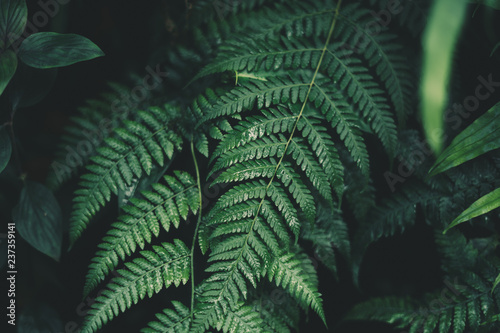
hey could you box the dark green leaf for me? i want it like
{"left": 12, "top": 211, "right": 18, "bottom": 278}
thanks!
{"left": 18, "top": 32, "right": 104, "bottom": 69}
{"left": 0, "top": 49, "right": 17, "bottom": 96}
{"left": 429, "top": 102, "right": 500, "bottom": 177}
{"left": 0, "top": 125, "right": 12, "bottom": 174}
{"left": 0, "top": 0, "right": 27, "bottom": 49}
{"left": 445, "top": 187, "right": 500, "bottom": 232}
{"left": 12, "top": 181, "right": 63, "bottom": 260}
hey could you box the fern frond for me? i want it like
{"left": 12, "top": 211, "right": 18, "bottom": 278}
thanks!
{"left": 310, "top": 81, "right": 371, "bottom": 176}
{"left": 141, "top": 301, "right": 191, "bottom": 333}
{"left": 346, "top": 271, "right": 500, "bottom": 333}
{"left": 47, "top": 82, "right": 134, "bottom": 190}
{"left": 81, "top": 240, "right": 190, "bottom": 333}
{"left": 197, "top": 28, "right": 406, "bottom": 136}
{"left": 345, "top": 296, "right": 418, "bottom": 329}
{"left": 245, "top": 1, "right": 337, "bottom": 39}
{"left": 247, "top": 286, "right": 300, "bottom": 332}
{"left": 196, "top": 77, "right": 310, "bottom": 123}
{"left": 434, "top": 230, "right": 480, "bottom": 275}
{"left": 264, "top": 251, "right": 326, "bottom": 325}
{"left": 302, "top": 204, "right": 350, "bottom": 277}
{"left": 319, "top": 52, "right": 398, "bottom": 155}
{"left": 196, "top": 41, "right": 396, "bottom": 165}
{"left": 211, "top": 133, "right": 287, "bottom": 174}
{"left": 211, "top": 105, "right": 343, "bottom": 199}
{"left": 341, "top": 146, "right": 375, "bottom": 221}
{"left": 211, "top": 106, "right": 297, "bottom": 160}
{"left": 368, "top": 0, "right": 430, "bottom": 37}
{"left": 192, "top": 301, "right": 266, "bottom": 333}
{"left": 194, "top": 181, "right": 307, "bottom": 329}
{"left": 299, "top": 112, "right": 344, "bottom": 197}
{"left": 196, "top": 72, "right": 372, "bottom": 175}
{"left": 212, "top": 302, "right": 265, "bottom": 333}
{"left": 213, "top": 131, "right": 335, "bottom": 207}
{"left": 352, "top": 183, "right": 443, "bottom": 282}
{"left": 69, "top": 105, "right": 183, "bottom": 246}
{"left": 193, "top": 37, "right": 323, "bottom": 81}
{"left": 83, "top": 171, "right": 199, "bottom": 296}
{"left": 288, "top": 137, "right": 333, "bottom": 201}
{"left": 335, "top": 8, "right": 414, "bottom": 126}
{"left": 193, "top": 5, "right": 344, "bottom": 330}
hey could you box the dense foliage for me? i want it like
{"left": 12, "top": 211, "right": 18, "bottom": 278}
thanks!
{"left": 1, "top": 0, "right": 500, "bottom": 332}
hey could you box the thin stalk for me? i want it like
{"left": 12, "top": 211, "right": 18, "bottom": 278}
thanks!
{"left": 189, "top": 140, "right": 203, "bottom": 322}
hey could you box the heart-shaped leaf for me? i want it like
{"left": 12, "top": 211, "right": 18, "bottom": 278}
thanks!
{"left": 18, "top": 32, "right": 104, "bottom": 69}
{"left": 0, "top": 49, "right": 18, "bottom": 96}
{"left": 0, "top": 125, "right": 12, "bottom": 174}
{"left": 0, "top": 0, "right": 27, "bottom": 49}
{"left": 12, "top": 181, "right": 63, "bottom": 261}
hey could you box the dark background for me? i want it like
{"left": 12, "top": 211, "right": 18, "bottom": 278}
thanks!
{"left": 2, "top": 0, "right": 500, "bottom": 332}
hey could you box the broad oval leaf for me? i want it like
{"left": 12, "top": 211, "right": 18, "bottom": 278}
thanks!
{"left": 429, "top": 102, "right": 500, "bottom": 177}
{"left": 0, "top": 49, "right": 18, "bottom": 96}
{"left": 18, "top": 32, "right": 104, "bottom": 69}
{"left": 12, "top": 181, "right": 63, "bottom": 260}
{"left": 444, "top": 187, "right": 500, "bottom": 233}
{"left": 0, "top": 0, "right": 27, "bottom": 49}
{"left": 0, "top": 125, "right": 12, "bottom": 174}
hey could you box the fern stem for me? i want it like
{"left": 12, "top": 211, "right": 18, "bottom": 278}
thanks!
{"left": 190, "top": 140, "right": 203, "bottom": 323}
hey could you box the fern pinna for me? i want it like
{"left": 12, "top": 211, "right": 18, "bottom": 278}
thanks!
{"left": 62, "top": 0, "right": 460, "bottom": 331}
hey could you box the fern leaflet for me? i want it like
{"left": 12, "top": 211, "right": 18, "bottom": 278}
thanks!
{"left": 83, "top": 171, "right": 199, "bottom": 296}
{"left": 81, "top": 240, "right": 190, "bottom": 333}
{"left": 69, "top": 105, "right": 183, "bottom": 245}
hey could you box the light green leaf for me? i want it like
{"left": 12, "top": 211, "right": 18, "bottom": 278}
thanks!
{"left": 18, "top": 32, "right": 104, "bottom": 69}
{"left": 0, "top": 0, "right": 27, "bottom": 49}
{"left": 493, "top": 272, "right": 500, "bottom": 291}
{"left": 0, "top": 125, "right": 12, "bottom": 174}
{"left": 12, "top": 181, "right": 63, "bottom": 260}
{"left": 444, "top": 187, "right": 500, "bottom": 233}
{"left": 420, "top": 0, "right": 468, "bottom": 154}
{"left": 429, "top": 102, "right": 500, "bottom": 177}
{"left": 0, "top": 49, "right": 17, "bottom": 96}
